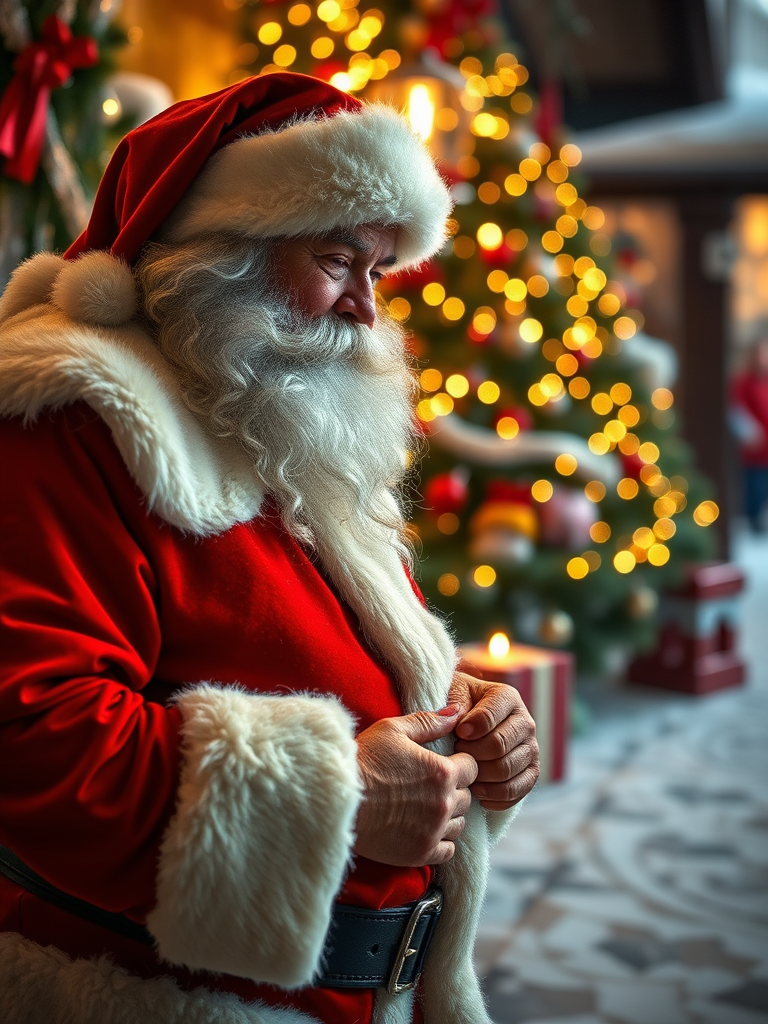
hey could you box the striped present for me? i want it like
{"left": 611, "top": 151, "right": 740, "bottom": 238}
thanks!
{"left": 458, "top": 642, "right": 572, "bottom": 783}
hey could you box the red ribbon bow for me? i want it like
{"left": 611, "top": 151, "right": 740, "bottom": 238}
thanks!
{"left": 0, "top": 14, "right": 98, "bottom": 184}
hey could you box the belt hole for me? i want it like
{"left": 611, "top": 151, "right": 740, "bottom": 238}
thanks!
{"left": 368, "top": 944, "right": 380, "bottom": 956}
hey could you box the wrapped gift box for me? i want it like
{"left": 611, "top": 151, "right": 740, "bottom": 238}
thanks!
{"left": 628, "top": 562, "right": 746, "bottom": 695}
{"left": 458, "top": 642, "right": 572, "bottom": 783}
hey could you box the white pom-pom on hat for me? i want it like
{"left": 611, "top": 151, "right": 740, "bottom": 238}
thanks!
{"left": 52, "top": 251, "right": 138, "bottom": 326}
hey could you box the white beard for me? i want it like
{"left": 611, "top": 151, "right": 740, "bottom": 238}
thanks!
{"left": 137, "top": 236, "right": 455, "bottom": 692}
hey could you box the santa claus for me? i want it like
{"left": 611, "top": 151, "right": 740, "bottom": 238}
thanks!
{"left": 0, "top": 73, "right": 538, "bottom": 1024}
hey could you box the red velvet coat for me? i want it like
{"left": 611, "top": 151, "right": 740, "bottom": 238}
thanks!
{"left": 0, "top": 252, "right": 509, "bottom": 1024}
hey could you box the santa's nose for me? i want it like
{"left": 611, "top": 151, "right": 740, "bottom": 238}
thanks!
{"left": 334, "top": 280, "right": 376, "bottom": 328}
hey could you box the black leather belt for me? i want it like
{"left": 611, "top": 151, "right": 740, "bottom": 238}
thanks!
{"left": 0, "top": 844, "right": 441, "bottom": 993}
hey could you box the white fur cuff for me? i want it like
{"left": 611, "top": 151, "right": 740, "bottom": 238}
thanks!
{"left": 147, "top": 685, "right": 362, "bottom": 988}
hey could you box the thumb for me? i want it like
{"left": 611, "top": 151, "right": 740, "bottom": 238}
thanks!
{"left": 396, "top": 704, "right": 463, "bottom": 745}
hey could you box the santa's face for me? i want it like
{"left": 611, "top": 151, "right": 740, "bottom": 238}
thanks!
{"left": 271, "top": 224, "right": 398, "bottom": 327}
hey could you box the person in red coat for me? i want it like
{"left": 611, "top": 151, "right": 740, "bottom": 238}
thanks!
{"left": 0, "top": 74, "right": 539, "bottom": 1024}
{"left": 731, "top": 336, "right": 768, "bottom": 532}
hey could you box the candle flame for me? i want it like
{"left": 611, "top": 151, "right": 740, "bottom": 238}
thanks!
{"left": 407, "top": 84, "right": 435, "bottom": 142}
{"left": 488, "top": 632, "right": 510, "bottom": 659}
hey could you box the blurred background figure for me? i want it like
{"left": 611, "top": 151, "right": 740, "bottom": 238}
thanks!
{"left": 731, "top": 334, "right": 768, "bottom": 532}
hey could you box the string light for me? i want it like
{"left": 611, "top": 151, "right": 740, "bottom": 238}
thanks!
{"left": 652, "top": 388, "right": 674, "bottom": 410}
{"left": 567, "top": 557, "right": 589, "bottom": 579}
{"left": 496, "top": 416, "right": 519, "bottom": 439}
{"left": 585, "top": 481, "right": 606, "bottom": 502}
{"left": 438, "top": 573, "right": 460, "bottom": 595}
{"left": 590, "top": 521, "right": 611, "bottom": 542}
{"left": 419, "top": 368, "right": 442, "bottom": 392}
{"left": 422, "top": 283, "right": 446, "bottom": 306}
{"left": 555, "top": 453, "right": 577, "bottom": 475}
{"left": 693, "top": 500, "right": 720, "bottom": 526}
{"left": 445, "top": 374, "right": 469, "bottom": 397}
{"left": 477, "top": 380, "right": 500, "bottom": 404}
{"left": 614, "top": 551, "right": 636, "bottom": 574}
{"left": 474, "top": 565, "right": 497, "bottom": 587}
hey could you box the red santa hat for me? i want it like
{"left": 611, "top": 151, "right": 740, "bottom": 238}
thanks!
{"left": 65, "top": 72, "right": 453, "bottom": 271}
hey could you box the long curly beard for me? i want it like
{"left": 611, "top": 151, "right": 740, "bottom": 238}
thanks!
{"left": 136, "top": 234, "right": 421, "bottom": 561}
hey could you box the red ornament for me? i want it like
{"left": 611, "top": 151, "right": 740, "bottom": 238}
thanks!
{"left": 478, "top": 241, "right": 514, "bottom": 266}
{"left": 621, "top": 451, "right": 645, "bottom": 478}
{"left": 389, "top": 261, "right": 444, "bottom": 292}
{"left": 0, "top": 15, "right": 98, "bottom": 184}
{"left": 423, "top": 470, "right": 469, "bottom": 515}
{"left": 485, "top": 479, "right": 533, "bottom": 505}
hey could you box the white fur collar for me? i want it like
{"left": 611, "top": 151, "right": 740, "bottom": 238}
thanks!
{"left": 0, "top": 252, "right": 263, "bottom": 536}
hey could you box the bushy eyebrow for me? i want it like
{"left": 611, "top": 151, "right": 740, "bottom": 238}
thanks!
{"left": 319, "top": 229, "right": 398, "bottom": 267}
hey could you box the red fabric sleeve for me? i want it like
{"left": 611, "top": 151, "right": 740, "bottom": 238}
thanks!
{"left": 0, "top": 406, "right": 182, "bottom": 918}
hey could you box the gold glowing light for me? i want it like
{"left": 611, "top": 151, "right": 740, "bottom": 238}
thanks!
{"left": 527, "top": 275, "right": 549, "bottom": 297}
{"left": 442, "top": 297, "right": 465, "bottom": 320}
{"left": 437, "top": 513, "right": 459, "bottom": 534}
{"left": 567, "top": 556, "right": 589, "bottom": 579}
{"left": 555, "top": 454, "right": 577, "bottom": 476}
{"left": 273, "top": 44, "right": 297, "bottom": 66}
{"left": 438, "top": 573, "right": 460, "bottom": 595}
{"left": 519, "top": 318, "right": 543, "bottom": 343}
{"left": 569, "top": 377, "right": 590, "bottom": 399}
{"left": 542, "top": 230, "right": 564, "bottom": 253}
{"left": 473, "top": 309, "right": 497, "bottom": 335}
{"left": 419, "top": 368, "right": 442, "bottom": 392}
{"left": 317, "top": 0, "right": 341, "bottom": 19}
{"left": 102, "top": 97, "right": 120, "bottom": 118}
{"left": 588, "top": 433, "right": 610, "bottom": 455}
{"left": 557, "top": 354, "right": 579, "bottom": 376}
{"left": 431, "top": 393, "right": 454, "bottom": 416}
{"left": 598, "top": 293, "right": 621, "bottom": 316}
{"left": 487, "top": 270, "right": 509, "bottom": 293}
{"left": 541, "top": 373, "right": 564, "bottom": 397}
{"left": 560, "top": 144, "right": 582, "bottom": 166}
{"left": 619, "top": 433, "right": 640, "bottom": 454}
{"left": 531, "top": 479, "right": 553, "bottom": 502}
{"left": 693, "top": 500, "right": 720, "bottom": 526}
{"left": 288, "top": 3, "right": 312, "bottom": 24}
{"left": 416, "top": 399, "right": 435, "bottom": 422}
{"left": 638, "top": 442, "right": 660, "bottom": 464}
{"left": 585, "top": 480, "right": 606, "bottom": 502}
{"left": 496, "top": 417, "right": 519, "bottom": 440}
{"left": 617, "top": 478, "right": 639, "bottom": 499}
{"left": 654, "top": 518, "right": 676, "bottom": 540}
{"left": 505, "top": 173, "right": 527, "bottom": 196}
{"left": 504, "top": 278, "right": 527, "bottom": 302}
{"left": 652, "top": 388, "right": 674, "bottom": 410}
{"left": 614, "top": 551, "right": 636, "bottom": 574}
{"left": 474, "top": 565, "right": 497, "bottom": 587}
{"left": 311, "top": 37, "right": 334, "bottom": 58}
{"left": 528, "top": 383, "right": 548, "bottom": 406}
{"left": 647, "top": 543, "right": 670, "bottom": 566}
{"left": 614, "top": 316, "right": 638, "bottom": 340}
{"left": 591, "top": 393, "right": 613, "bottom": 416}
{"left": 388, "top": 297, "right": 411, "bottom": 321}
{"left": 478, "top": 381, "right": 500, "bottom": 404}
{"left": 604, "top": 419, "right": 627, "bottom": 443}
{"left": 407, "top": 84, "right": 435, "bottom": 141}
{"left": 489, "top": 631, "right": 510, "bottom": 658}
{"left": 258, "top": 21, "right": 282, "bottom": 43}
{"left": 446, "top": 374, "right": 469, "bottom": 397}
{"left": 422, "top": 282, "right": 445, "bottom": 306}
{"left": 590, "top": 521, "right": 611, "bottom": 542}
{"left": 477, "top": 223, "right": 503, "bottom": 249}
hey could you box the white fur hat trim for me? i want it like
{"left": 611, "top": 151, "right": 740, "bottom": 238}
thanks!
{"left": 52, "top": 251, "right": 138, "bottom": 326}
{"left": 159, "top": 104, "right": 453, "bottom": 270}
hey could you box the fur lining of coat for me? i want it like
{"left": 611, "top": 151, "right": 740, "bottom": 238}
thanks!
{"left": 0, "top": 252, "right": 520, "bottom": 1024}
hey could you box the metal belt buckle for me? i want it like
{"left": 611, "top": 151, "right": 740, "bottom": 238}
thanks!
{"left": 387, "top": 889, "right": 443, "bottom": 995}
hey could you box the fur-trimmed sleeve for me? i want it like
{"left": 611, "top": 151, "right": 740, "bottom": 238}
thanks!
{"left": 147, "top": 685, "right": 362, "bottom": 986}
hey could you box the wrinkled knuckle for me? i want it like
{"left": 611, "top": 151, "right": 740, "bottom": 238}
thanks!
{"left": 431, "top": 757, "right": 454, "bottom": 788}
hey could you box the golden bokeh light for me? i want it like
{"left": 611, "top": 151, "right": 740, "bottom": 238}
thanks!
{"left": 613, "top": 316, "right": 638, "bottom": 340}
{"left": 422, "top": 282, "right": 446, "bottom": 306}
{"left": 619, "top": 432, "right": 640, "bottom": 455}
{"left": 618, "top": 405, "right": 640, "bottom": 427}
{"left": 487, "top": 269, "right": 509, "bottom": 293}
{"left": 610, "top": 383, "right": 632, "bottom": 405}
{"left": 419, "top": 368, "right": 442, "bottom": 392}
{"left": 654, "top": 496, "right": 677, "bottom": 518}
{"left": 504, "top": 278, "right": 527, "bottom": 302}
{"left": 567, "top": 557, "right": 589, "bottom": 579}
{"left": 585, "top": 480, "right": 606, "bottom": 502}
{"left": 555, "top": 453, "right": 578, "bottom": 475}
{"left": 474, "top": 565, "right": 497, "bottom": 587}
{"left": 638, "top": 442, "right": 660, "bottom": 464}
{"left": 473, "top": 309, "right": 497, "bottom": 335}
{"left": 541, "top": 373, "right": 564, "bottom": 397}
{"left": 311, "top": 36, "right": 335, "bottom": 58}
{"left": 647, "top": 543, "right": 670, "bottom": 566}
{"left": 519, "top": 157, "right": 541, "bottom": 180}
{"left": 560, "top": 144, "right": 582, "bottom": 166}
{"left": 651, "top": 388, "right": 674, "bottom": 410}
{"left": 477, "top": 223, "right": 503, "bottom": 249}
{"left": 416, "top": 399, "right": 436, "bottom": 422}
{"left": 496, "top": 416, "right": 519, "bottom": 439}
{"left": 604, "top": 419, "right": 627, "bottom": 443}
{"left": 445, "top": 374, "right": 469, "bottom": 397}
{"left": 519, "top": 318, "right": 543, "bottom": 343}
{"left": 528, "top": 383, "right": 548, "bottom": 406}
{"left": 546, "top": 160, "right": 568, "bottom": 182}
{"left": 588, "top": 433, "right": 610, "bottom": 455}
{"left": 531, "top": 479, "right": 554, "bottom": 502}
{"left": 504, "top": 173, "right": 527, "bottom": 196}
{"left": 598, "top": 293, "right": 621, "bottom": 316}
{"left": 437, "top": 573, "right": 460, "bottom": 596}
{"left": 569, "top": 376, "right": 591, "bottom": 399}
{"left": 388, "top": 297, "right": 411, "bottom": 321}
{"left": 257, "top": 21, "right": 283, "bottom": 44}
{"left": 614, "top": 550, "right": 636, "bottom": 574}
{"left": 693, "top": 500, "right": 720, "bottom": 526}
{"left": 653, "top": 517, "right": 676, "bottom": 540}
{"left": 453, "top": 236, "right": 475, "bottom": 259}
{"left": 527, "top": 274, "right": 549, "bottom": 297}
{"left": 442, "top": 297, "right": 465, "bottom": 320}
{"left": 591, "top": 392, "right": 613, "bottom": 416}
{"left": 542, "top": 230, "right": 564, "bottom": 253}
{"left": 590, "top": 520, "right": 611, "bottom": 542}
{"left": 431, "top": 393, "right": 454, "bottom": 416}
{"left": 437, "top": 512, "right": 460, "bottom": 534}
{"left": 555, "top": 183, "right": 578, "bottom": 206}
{"left": 617, "top": 477, "right": 639, "bottom": 499}
{"left": 582, "top": 206, "right": 605, "bottom": 230}
{"left": 288, "top": 3, "right": 312, "bottom": 24}
{"left": 582, "top": 550, "right": 602, "bottom": 571}
{"left": 477, "top": 380, "right": 501, "bottom": 404}
{"left": 556, "top": 354, "right": 579, "bottom": 376}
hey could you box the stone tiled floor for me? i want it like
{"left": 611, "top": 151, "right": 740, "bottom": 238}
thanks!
{"left": 477, "top": 528, "right": 768, "bottom": 1024}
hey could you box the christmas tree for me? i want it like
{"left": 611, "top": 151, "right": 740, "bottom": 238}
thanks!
{"left": 232, "top": 0, "right": 719, "bottom": 674}
{"left": 0, "top": 0, "right": 125, "bottom": 283}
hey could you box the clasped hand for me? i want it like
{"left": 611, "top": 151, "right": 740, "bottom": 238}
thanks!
{"left": 353, "top": 671, "right": 539, "bottom": 867}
